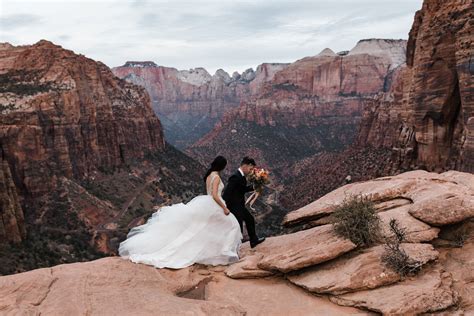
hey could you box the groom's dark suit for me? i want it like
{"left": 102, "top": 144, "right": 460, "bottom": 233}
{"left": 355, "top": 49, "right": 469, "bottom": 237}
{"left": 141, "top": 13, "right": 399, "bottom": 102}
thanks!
{"left": 222, "top": 170, "right": 258, "bottom": 243}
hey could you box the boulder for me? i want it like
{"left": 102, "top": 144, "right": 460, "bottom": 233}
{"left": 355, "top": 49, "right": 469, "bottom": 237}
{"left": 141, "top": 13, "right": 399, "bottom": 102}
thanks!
{"left": 330, "top": 266, "right": 457, "bottom": 314}
{"left": 288, "top": 243, "right": 438, "bottom": 295}
{"left": 254, "top": 224, "right": 357, "bottom": 273}
{"left": 409, "top": 193, "right": 474, "bottom": 226}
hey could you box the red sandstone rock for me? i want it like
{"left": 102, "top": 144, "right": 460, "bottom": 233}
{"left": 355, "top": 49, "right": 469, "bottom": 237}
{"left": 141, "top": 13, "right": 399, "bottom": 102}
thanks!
{"left": 0, "top": 40, "right": 188, "bottom": 258}
{"left": 288, "top": 243, "right": 438, "bottom": 295}
{"left": 0, "top": 257, "right": 363, "bottom": 315}
{"left": 0, "top": 40, "right": 164, "bottom": 199}
{"left": 358, "top": 0, "right": 474, "bottom": 173}
{"left": 0, "top": 148, "right": 25, "bottom": 243}
{"left": 251, "top": 224, "right": 357, "bottom": 273}
{"left": 330, "top": 265, "right": 457, "bottom": 314}
{"left": 283, "top": 170, "right": 473, "bottom": 228}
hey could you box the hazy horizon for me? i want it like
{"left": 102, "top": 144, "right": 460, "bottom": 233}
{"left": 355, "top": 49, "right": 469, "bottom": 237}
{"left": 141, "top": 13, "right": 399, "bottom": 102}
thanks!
{"left": 0, "top": 0, "right": 423, "bottom": 74}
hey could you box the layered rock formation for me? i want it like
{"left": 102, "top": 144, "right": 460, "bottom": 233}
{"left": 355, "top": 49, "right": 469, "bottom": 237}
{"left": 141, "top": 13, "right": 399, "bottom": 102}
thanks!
{"left": 358, "top": 0, "right": 473, "bottom": 172}
{"left": 281, "top": 0, "right": 473, "bottom": 210}
{"left": 0, "top": 146, "right": 25, "bottom": 243}
{"left": 113, "top": 62, "right": 288, "bottom": 148}
{"left": 0, "top": 40, "right": 164, "bottom": 198}
{"left": 0, "top": 41, "right": 204, "bottom": 274}
{"left": 2, "top": 170, "right": 472, "bottom": 315}
{"left": 188, "top": 39, "right": 406, "bottom": 180}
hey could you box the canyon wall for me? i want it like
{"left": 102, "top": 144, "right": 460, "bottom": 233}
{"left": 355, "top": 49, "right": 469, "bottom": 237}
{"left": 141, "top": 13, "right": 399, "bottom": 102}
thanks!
{"left": 281, "top": 0, "right": 473, "bottom": 210}
{"left": 0, "top": 40, "right": 203, "bottom": 274}
{"left": 188, "top": 39, "right": 407, "bottom": 179}
{"left": 358, "top": 0, "right": 473, "bottom": 173}
{"left": 113, "top": 62, "right": 288, "bottom": 148}
{"left": 0, "top": 40, "right": 165, "bottom": 199}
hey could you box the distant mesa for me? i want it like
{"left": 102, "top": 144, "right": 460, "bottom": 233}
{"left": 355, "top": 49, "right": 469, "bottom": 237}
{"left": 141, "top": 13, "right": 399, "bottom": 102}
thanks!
{"left": 349, "top": 38, "right": 407, "bottom": 68}
{"left": 123, "top": 61, "right": 158, "bottom": 68}
{"left": 177, "top": 67, "right": 212, "bottom": 85}
{"left": 317, "top": 48, "right": 337, "bottom": 57}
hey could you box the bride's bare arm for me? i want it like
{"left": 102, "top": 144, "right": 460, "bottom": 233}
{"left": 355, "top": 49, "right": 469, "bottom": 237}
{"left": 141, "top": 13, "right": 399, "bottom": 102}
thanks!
{"left": 211, "top": 176, "right": 230, "bottom": 215}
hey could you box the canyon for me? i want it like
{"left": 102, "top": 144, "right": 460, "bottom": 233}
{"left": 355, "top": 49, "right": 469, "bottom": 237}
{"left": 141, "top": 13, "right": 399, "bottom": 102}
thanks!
{"left": 0, "top": 4, "right": 471, "bottom": 313}
{"left": 183, "top": 40, "right": 407, "bottom": 221}
{"left": 113, "top": 61, "right": 288, "bottom": 149}
{"left": 0, "top": 40, "right": 204, "bottom": 274}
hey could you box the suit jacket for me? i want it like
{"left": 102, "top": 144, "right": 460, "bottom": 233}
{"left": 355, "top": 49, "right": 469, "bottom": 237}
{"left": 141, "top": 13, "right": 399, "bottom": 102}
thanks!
{"left": 222, "top": 171, "right": 254, "bottom": 212}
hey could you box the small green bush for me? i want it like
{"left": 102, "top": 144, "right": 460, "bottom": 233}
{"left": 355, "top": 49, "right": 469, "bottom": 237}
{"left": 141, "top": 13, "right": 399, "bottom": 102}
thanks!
{"left": 332, "top": 195, "right": 380, "bottom": 247}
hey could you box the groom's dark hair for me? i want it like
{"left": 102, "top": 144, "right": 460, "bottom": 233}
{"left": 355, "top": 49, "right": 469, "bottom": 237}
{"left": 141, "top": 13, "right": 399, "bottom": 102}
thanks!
{"left": 241, "top": 156, "right": 256, "bottom": 166}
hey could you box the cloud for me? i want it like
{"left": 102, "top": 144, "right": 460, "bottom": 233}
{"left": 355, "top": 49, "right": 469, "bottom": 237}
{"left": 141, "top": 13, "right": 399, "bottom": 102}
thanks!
{"left": 0, "top": 14, "right": 42, "bottom": 30}
{"left": 0, "top": 0, "right": 423, "bottom": 73}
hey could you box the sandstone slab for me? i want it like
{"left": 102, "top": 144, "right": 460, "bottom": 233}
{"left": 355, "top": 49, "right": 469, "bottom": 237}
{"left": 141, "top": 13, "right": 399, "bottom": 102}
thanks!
{"left": 284, "top": 171, "right": 474, "bottom": 227}
{"left": 288, "top": 243, "right": 438, "bottom": 295}
{"left": 283, "top": 173, "right": 420, "bottom": 226}
{"left": 251, "top": 224, "right": 357, "bottom": 273}
{"left": 0, "top": 257, "right": 242, "bottom": 315}
{"left": 330, "top": 266, "right": 457, "bottom": 315}
{"left": 206, "top": 274, "right": 365, "bottom": 315}
{"left": 409, "top": 192, "right": 474, "bottom": 226}
{"left": 225, "top": 254, "right": 274, "bottom": 279}
{"left": 0, "top": 256, "right": 366, "bottom": 315}
{"left": 438, "top": 236, "right": 474, "bottom": 314}
{"left": 379, "top": 205, "right": 440, "bottom": 242}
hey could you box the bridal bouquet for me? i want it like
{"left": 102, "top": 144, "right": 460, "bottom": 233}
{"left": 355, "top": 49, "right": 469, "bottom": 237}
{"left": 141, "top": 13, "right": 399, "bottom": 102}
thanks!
{"left": 246, "top": 168, "right": 270, "bottom": 210}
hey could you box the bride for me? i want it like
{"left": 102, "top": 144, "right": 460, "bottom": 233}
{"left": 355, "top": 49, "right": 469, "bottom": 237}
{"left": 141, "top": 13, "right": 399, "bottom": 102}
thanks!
{"left": 119, "top": 156, "right": 242, "bottom": 269}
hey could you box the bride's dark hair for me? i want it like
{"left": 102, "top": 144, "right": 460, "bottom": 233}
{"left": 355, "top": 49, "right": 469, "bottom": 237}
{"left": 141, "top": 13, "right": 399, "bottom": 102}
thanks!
{"left": 203, "top": 156, "right": 227, "bottom": 182}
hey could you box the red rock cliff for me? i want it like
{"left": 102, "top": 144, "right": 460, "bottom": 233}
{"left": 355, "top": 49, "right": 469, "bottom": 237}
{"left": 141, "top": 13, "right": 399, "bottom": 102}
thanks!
{"left": 0, "top": 146, "right": 25, "bottom": 243}
{"left": 0, "top": 40, "right": 165, "bottom": 199}
{"left": 281, "top": 0, "right": 473, "bottom": 210}
{"left": 0, "top": 40, "right": 166, "bottom": 249}
{"left": 112, "top": 62, "right": 288, "bottom": 148}
{"left": 358, "top": 0, "right": 473, "bottom": 172}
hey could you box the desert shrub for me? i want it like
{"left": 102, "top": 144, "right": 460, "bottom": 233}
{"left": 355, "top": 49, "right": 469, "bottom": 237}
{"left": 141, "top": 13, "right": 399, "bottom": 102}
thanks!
{"left": 382, "top": 219, "right": 422, "bottom": 277}
{"left": 332, "top": 195, "right": 380, "bottom": 247}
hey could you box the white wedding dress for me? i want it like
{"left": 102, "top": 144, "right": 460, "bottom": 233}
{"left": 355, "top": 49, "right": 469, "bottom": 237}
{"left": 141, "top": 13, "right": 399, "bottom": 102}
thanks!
{"left": 119, "top": 172, "right": 242, "bottom": 269}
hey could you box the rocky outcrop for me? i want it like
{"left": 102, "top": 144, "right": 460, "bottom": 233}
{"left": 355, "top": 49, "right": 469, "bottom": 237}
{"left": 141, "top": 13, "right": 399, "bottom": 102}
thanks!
{"left": 330, "top": 266, "right": 457, "bottom": 315}
{"left": 252, "top": 224, "right": 357, "bottom": 273}
{"left": 283, "top": 170, "right": 473, "bottom": 227}
{"left": 2, "top": 170, "right": 472, "bottom": 315}
{"left": 287, "top": 243, "right": 438, "bottom": 295}
{"left": 112, "top": 62, "right": 288, "bottom": 148}
{"left": 0, "top": 40, "right": 204, "bottom": 274}
{"left": 358, "top": 0, "right": 473, "bottom": 173}
{"left": 0, "top": 40, "right": 164, "bottom": 198}
{"left": 229, "top": 171, "right": 470, "bottom": 314}
{"left": 0, "top": 257, "right": 362, "bottom": 315}
{"left": 280, "top": 0, "right": 473, "bottom": 211}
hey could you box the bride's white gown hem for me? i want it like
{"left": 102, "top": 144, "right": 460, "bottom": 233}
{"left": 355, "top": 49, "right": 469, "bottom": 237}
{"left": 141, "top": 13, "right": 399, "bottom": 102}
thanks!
{"left": 118, "top": 172, "right": 242, "bottom": 269}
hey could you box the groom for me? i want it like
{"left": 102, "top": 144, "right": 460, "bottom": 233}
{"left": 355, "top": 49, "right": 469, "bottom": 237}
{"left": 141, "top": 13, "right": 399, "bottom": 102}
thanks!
{"left": 223, "top": 157, "right": 266, "bottom": 248}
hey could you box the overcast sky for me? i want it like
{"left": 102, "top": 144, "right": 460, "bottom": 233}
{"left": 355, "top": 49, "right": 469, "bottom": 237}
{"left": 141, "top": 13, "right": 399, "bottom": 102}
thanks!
{"left": 1, "top": 0, "right": 423, "bottom": 74}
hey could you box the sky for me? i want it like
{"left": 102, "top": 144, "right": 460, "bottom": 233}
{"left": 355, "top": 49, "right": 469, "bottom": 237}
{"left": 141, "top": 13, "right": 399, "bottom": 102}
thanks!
{"left": 0, "top": 0, "right": 423, "bottom": 74}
